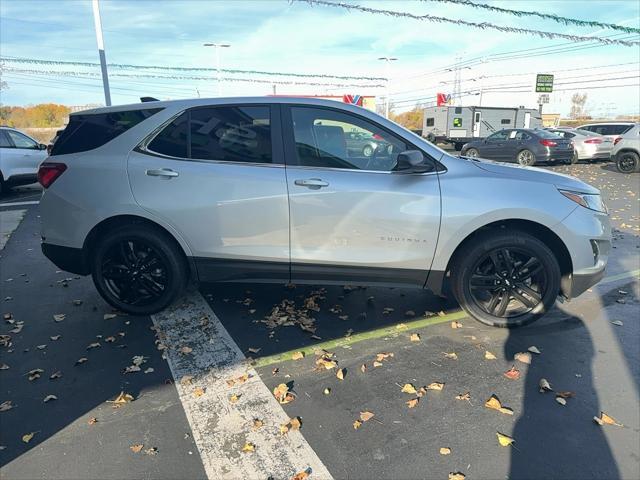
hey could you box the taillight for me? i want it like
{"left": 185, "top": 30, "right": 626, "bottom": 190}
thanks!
{"left": 584, "top": 138, "right": 603, "bottom": 144}
{"left": 539, "top": 139, "right": 557, "bottom": 147}
{"left": 38, "top": 162, "right": 67, "bottom": 188}
{"left": 614, "top": 136, "right": 623, "bottom": 145}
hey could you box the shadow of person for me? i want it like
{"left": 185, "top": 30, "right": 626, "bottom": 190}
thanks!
{"left": 504, "top": 312, "right": 619, "bottom": 480}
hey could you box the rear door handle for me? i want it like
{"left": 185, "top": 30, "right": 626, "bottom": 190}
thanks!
{"left": 146, "top": 168, "right": 179, "bottom": 178}
{"left": 294, "top": 178, "right": 329, "bottom": 188}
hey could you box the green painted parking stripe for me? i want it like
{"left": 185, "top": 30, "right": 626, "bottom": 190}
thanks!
{"left": 253, "top": 310, "right": 467, "bottom": 369}
{"left": 252, "top": 269, "right": 639, "bottom": 369}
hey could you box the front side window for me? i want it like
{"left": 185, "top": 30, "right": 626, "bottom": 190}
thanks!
{"left": 147, "top": 106, "right": 272, "bottom": 164}
{"left": 0, "top": 131, "right": 13, "bottom": 148}
{"left": 6, "top": 130, "right": 38, "bottom": 149}
{"left": 290, "top": 107, "right": 407, "bottom": 172}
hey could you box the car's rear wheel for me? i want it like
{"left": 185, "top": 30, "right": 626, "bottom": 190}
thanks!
{"left": 569, "top": 152, "right": 579, "bottom": 164}
{"left": 465, "top": 148, "right": 479, "bottom": 158}
{"left": 362, "top": 145, "right": 374, "bottom": 157}
{"left": 516, "top": 149, "right": 535, "bottom": 166}
{"left": 451, "top": 230, "right": 560, "bottom": 328}
{"left": 91, "top": 225, "right": 187, "bottom": 315}
{"left": 616, "top": 151, "right": 639, "bottom": 173}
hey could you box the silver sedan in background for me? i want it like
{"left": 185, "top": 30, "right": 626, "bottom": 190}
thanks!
{"left": 547, "top": 128, "right": 613, "bottom": 164}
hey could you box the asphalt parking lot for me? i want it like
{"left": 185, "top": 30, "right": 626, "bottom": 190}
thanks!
{"left": 1, "top": 162, "right": 639, "bottom": 480}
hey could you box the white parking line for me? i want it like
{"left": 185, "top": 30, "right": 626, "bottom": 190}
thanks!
{"left": 0, "top": 200, "right": 40, "bottom": 207}
{"left": 151, "top": 292, "right": 333, "bottom": 480}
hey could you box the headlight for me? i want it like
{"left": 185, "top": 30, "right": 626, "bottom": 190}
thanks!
{"left": 559, "top": 189, "right": 607, "bottom": 213}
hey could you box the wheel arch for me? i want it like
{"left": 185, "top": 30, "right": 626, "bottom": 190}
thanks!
{"left": 83, "top": 214, "right": 198, "bottom": 284}
{"left": 427, "top": 218, "right": 573, "bottom": 297}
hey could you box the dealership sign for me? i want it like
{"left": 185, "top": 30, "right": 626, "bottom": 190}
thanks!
{"left": 535, "top": 74, "right": 554, "bottom": 93}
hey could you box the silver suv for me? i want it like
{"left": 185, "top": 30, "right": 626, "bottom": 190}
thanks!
{"left": 39, "top": 97, "right": 611, "bottom": 327}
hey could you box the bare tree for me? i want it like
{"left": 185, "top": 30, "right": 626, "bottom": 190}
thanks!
{"left": 569, "top": 93, "right": 588, "bottom": 119}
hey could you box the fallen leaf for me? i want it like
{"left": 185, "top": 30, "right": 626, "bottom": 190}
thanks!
{"left": 451, "top": 321, "right": 462, "bottom": 329}
{"left": 455, "top": 392, "right": 471, "bottom": 401}
{"left": 180, "top": 375, "right": 193, "bottom": 386}
{"left": 556, "top": 396, "right": 567, "bottom": 406}
{"left": 373, "top": 361, "right": 383, "bottom": 368}
{"left": 49, "top": 370, "right": 62, "bottom": 380}
{"left": 291, "top": 351, "right": 305, "bottom": 360}
{"left": 88, "top": 417, "right": 98, "bottom": 425}
{"left": 180, "top": 346, "right": 193, "bottom": 354}
{"left": 404, "top": 310, "right": 416, "bottom": 317}
{"left": 323, "top": 387, "right": 331, "bottom": 395}
{"left": 611, "top": 320, "right": 624, "bottom": 326}
{"left": 593, "top": 412, "right": 623, "bottom": 427}
{"left": 514, "top": 352, "right": 532, "bottom": 364}
{"left": 193, "top": 387, "right": 205, "bottom": 398}
{"left": 252, "top": 419, "right": 263, "bottom": 429}
{"left": 273, "top": 383, "right": 295, "bottom": 404}
{"left": 144, "top": 367, "right": 154, "bottom": 374}
{"left": 0, "top": 363, "right": 8, "bottom": 370}
{"left": 144, "top": 447, "right": 158, "bottom": 456}
{"left": 443, "top": 352, "right": 458, "bottom": 360}
{"left": 291, "top": 470, "right": 310, "bottom": 480}
{"left": 124, "top": 365, "right": 141, "bottom": 374}
{"left": 130, "top": 444, "right": 144, "bottom": 453}
{"left": 0, "top": 400, "right": 14, "bottom": 412}
{"left": 53, "top": 314, "right": 65, "bottom": 322}
{"left": 539, "top": 378, "right": 553, "bottom": 392}
{"left": 50, "top": 335, "right": 61, "bottom": 341}
{"left": 43, "top": 395, "right": 57, "bottom": 403}
{"left": 107, "top": 391, "right": 134, "bottom": 405}
{"left": 440, "top": 447, "right": 451, "bottom": 455}
{"left": 36, "top": 344, "right": 47, "bottom": 350}
{"left": 427, "top": 382, "right": 444, "bottom": 391}
{"left": 280, "top": 423, "right": 290, "bottom": 435}
{"left": 485, "top": 351, "right": 497, "bottom": 360}
{"left": 27, "top": 368, "right": 44, "bottom": 381}
{"left": 22, "top": 432, "right": 35, "bottom": 443}
{"left": 375, "top": 352, "right": 394, "bottom": 362}
{"left": 401, "top": 383, "right": 417, "bottom": 394}
{"left": 241, "top": 442, "right": 255, "bottom": 453}
{"left": 406, "top": 398, "right": 419, "bottom": 408}
{"left": 360, "top": 411, "right": 375, "bottom": 422}
{"left": 503, "top": 366, "right": 521, "bottom": 380}
{"left": 336, "top": 368, "right": 345, "bottom": 380}
{"left": 360, "top": 364, "right": 367, "bottom": 373}
{"left": 496, "top": 432, "right": 515, "bottom": 447}
{"left": 396, "top": 323, "right": 408, "bottom": 330}
{"left": 289, "top": 417, "right": 302, "bottom": 430}
{"left": 103, "top": 313, "right": 118, "bottom": 320}
{"left": 229, "top": 393, "right": 240, "bottom": 403}
{"left": 556, "top": 391, "right": 575, "bottom": 399}
{"left": 353, "top": 419, "right": 362, "bottom": 430}
{"left": 528, "top": 346, "right": 541, "bottom": 354}
{"left": 449, "top": 473, "right": 465, "bottom": 480}
{"left": 410, "top": 333, "right": 421, "bottom": 342}
{"left": 485, "top": 395, "right": 513, "bottom": 415}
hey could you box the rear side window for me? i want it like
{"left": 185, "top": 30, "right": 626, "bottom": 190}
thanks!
{"left": 0, "top": 131, "right": 12, "bottom": 147}
{"left": 147, "top": 106, "right": 272, "bottom": 164}
{"left": 51, "top": 108, "right": 162, "bottom": 156}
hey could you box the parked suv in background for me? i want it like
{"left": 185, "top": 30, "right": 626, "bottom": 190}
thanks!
{"left": 0, "top": 126, "right": 48, "bottom": 194}
{"left": 611, "top": 124, "right": 640, "bottom": 173}
{"left": 460, "top": 128, "right": 574, "bottom": 166}
{"left": 578, "top": 122, "right": 636, "bottom": 146}
{"left": 39, "top": 98, "right": 610, "bottom": 328}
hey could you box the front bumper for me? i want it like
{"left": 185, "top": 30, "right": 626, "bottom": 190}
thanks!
{"left": 42, "top": 242, "right": 90, "bottom": 275}
{"left": 569, "top": 267, "right": 606, "bottom": 298}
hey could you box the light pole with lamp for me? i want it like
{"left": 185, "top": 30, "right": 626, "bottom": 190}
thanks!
{"left": 203, "top": 42, "right": 231, "bottom": 97}
{"left": 378, "top": 56, "right": 397, "bottom": 118}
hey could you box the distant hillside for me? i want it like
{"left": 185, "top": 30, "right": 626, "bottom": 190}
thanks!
{"left": 0, "top": 103, "right": 70, "bottom": 128}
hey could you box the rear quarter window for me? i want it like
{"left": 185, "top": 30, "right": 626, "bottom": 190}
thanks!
{"left": 51, "top": 108, "right": 162, "bottom": 156}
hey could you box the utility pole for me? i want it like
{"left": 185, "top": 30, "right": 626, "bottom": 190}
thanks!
{"left": 378, "top": 56, "right": 397, "bottom": 118}
{"left": 203, "top": 43, "right": 231, "bottom": 97}
{"left": 92, "top": 0, "right": 111, "bottom": 106}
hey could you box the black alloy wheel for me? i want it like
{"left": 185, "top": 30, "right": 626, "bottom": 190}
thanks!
{"left": 616, "top": 152, "right": 639, "bottom": 173}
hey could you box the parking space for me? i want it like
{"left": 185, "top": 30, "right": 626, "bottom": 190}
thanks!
{"left": 1, "top": 163, "right": 639, "bottom": 479}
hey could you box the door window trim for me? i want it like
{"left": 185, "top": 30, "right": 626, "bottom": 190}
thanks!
{"left": 280, "top": 103, "right": 442, "bottom": 174}
{"left": 136, "top": 103, "right": 285, "bottom": 166}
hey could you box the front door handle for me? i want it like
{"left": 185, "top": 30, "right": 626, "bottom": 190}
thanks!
{"left": 294, "top": 178, "right": 329, "bottom": 188}
{"left": 146, "top": 168, "right": 179, "bottom": 178}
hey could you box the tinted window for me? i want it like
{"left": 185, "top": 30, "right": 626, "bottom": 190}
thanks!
{"left": 501, "top": 119, "right": 511, "bottom": 125}
{"left": 290, "top": 107, "right": 407, "bottom": 172}
{"left": 51, "top": 108, "right": 162, "bottom": 156}
{"left": 536, "top": 129, "right": 561, "bottom": 139}
{"left": 513, "top": 131, "right": 530, "bottom": 141}
{"left": 426, "top": 117, "right": 435, "bottom": 127}
{"left": 148, "top": 112, "right": 189, "bottom": 158}
{"left": 454, "top": 107, "right": 462, "bottom": 114}
{"left": 607, "top": 125, "right": 633, "bottom": 135}
{"left": 487, "top": 130, "right": 509, "bottom": 141}
{"left": 190, "top": 106, "right": 271, "bottom": 163}
{"left": 6, "top": 130, "right": 38, "bottom": 149}
{"left": 0, "top": 131, "right": 12, "bottom": 148}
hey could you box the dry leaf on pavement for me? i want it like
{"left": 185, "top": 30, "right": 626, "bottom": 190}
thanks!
{"left": 27, "top": 368, "right": 44, "bottom": 381}
{"left": 440, "top": 447, "right": 451, "bottom": 455}
{"left": 406, "top": 398, "right": 419, "bottom": 408}
{"left": 360, "top": 411, "right": 375, "bottom": 422}
{"left": 443, "top": 352, "right": 458, "bottom": 360}
{"left": 456, "top": 392, "right": 471, "bottom": 402}
{"left": 503, "top": 366, "right": 521, "bottom": 380}
{"left": 373, "top": 361, "right": 383, "bottom": 368}
{"left": 556, "top": 396, "right": 567, "bottom": 406}
{"left": 353, "top": 420, "right": 362, "bottom": 430}
{"left": 528, "top": 346, "right": 541, "bottom": 354}
{"left": 145, "top": 447, "right": 158, "bottom": 455}
{"left": 410, "top": 333, "right": 420, "bottom": 342}
{"left": 451, "top": 321, "right": 462, "bottom": 329}
{"left": 43, "top": 395, "right": 57, "bottom": 403}
{"left": 485, "top": 351, "right": 497, "bottom": 360}
{"left": 360, "top": 364, "right": 367, "bottom": 373}
{"left": 593, "top": 412, "right": 623, "bottom": 427}
{"left": 292, "top": 351, "right": 305, "bottom": 360}
{"left": 375, "top": 352, "right": 394, "bottom": 362}
{"left": 0, "top": 363, "right": 8, "bottom": 370}
{"left": 103, "top": 313, "right": 117, "bottom": 320}
{"left": 336, "top": 368, "right": 345, "bottom": 380}
{"left": 273, "top": 383, "right": 295, "bottom": 404}
{"left": 496, "top": 432, "right": 515, "bottom": 447}
{"left": 0, "top": 400, "right": 14, "bottom": 412}
{"left": 485, "top": 395, "right": 513, "bottom": 415}
{"left": 323, "top": 388, "right": 331, "bottom": 395}
{"left": 449, "top": 473, "right": 465, "bottom": 480}
{"left": 242, "top": 442, "right": 255, "bottom": 453}
{"left": 22, "top": 432, "right": 35, "bottom": 443}
{"left": 107, "top": 391, "right": 134, "bottom": 406}
{"left": 539, "top": 378, "right": 553, "bottom": 392}
{"left": 427, "top": 382, "right": 444, "bottom": 391}
{"left": 291, "top": 469, "right": 310, "bottom": 480}
{"left": 401, "top": 383, "right": 417, "bottom": 394}
{"left": 53, "top": 314, "right": 65, "bottom": 322}
{"left": 75, "top": 357, "right": 88, "bottom": 366}
{"left": 193, "top": 387, "right": 205, "bottom": 398}
{"left": 130, "top": 444, "right": 144, "bottom": 453}
{"left": 88, "top": 417, "right": 98, "bottom": 425}
{"left": 180, "top": 346, "right": 193, "bottom": 354}
{"left": 514, "top": 352, "right": 532, "bottom": 364}
{"left": 229, "top": 393, "right": 240, "bottom": 404}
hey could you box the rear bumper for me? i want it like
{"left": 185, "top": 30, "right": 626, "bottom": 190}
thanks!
{"left": 41, "top": 242, "right": 90, "bottom": 275}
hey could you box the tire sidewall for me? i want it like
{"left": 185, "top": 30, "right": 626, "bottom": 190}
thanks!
{"left": 517, "top": 149, "right": 535, "bottom": 166}
{"left": 466, "top": 148, "right": 479, "bottom": 158}
{"left": 616, "top": 152, "right": 639, "bottom": 173}
{"left": 452, "top": 232, "right": 560, "bottom": 328}
{"left": 91, "top": 226, "right": 186, "bottom": 315}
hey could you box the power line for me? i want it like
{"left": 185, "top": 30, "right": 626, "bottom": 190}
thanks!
{"left": 420, "top": 0, "right": 640, "bottom": 34}
{"left": 297, "top": 0, "right": 640, "bottom": 46}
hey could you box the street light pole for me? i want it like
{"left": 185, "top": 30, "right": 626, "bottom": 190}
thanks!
{"left": 92, "top": 0, "right": 111, "bottom": 106}
{"left": 203, "top": 43, "right": 231, "bottom": 97}
{"left": 378, "top": 56, "right": 397, "bottom": 118}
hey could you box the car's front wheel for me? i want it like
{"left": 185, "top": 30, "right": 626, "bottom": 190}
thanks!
{"left": 91, "top": 224, "right": 188, "bottom": 315}
{"left": 451, "top": 230, "right": 560, "bottom": 328}
{"left": 362, "top": 145, "right": 374, "bottom": 157}
{"left": 465, "top": 148, "right": 479, "bottom": 158}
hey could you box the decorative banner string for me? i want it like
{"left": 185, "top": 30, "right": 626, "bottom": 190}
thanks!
{"left": 4, "top": 67, "right": 385, "bottom": 88}
{"left": 297, "top": 0, "right": 640, "bottom": 46}
{"left": 422, "top": 0, "right": 640, "bottom": 34}
{"left": 0, "top": 56, "right": 386, "bottom": 81}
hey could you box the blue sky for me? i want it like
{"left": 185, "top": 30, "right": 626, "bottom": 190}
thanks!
{"left": 1, "top": 0, "right": 639, "bottom": 116}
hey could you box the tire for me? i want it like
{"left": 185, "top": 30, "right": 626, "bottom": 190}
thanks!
{"left": 465, "top": 148, "right": 479, "bottom": 158}
{"left": 454, "top": 142, "right": 464, "bottom": 151}
{"left": 451, "top": 230, "right": 560, "bottom": 328}
{"left": 90, "top": 224, "right": 188, "bottom": 315}
{"left": 516, "top": 149, "right": 535, "bottom": 166}
{"left": 569, "top": 152, "right": 579, "bottom": 165}
{"left": 362, "top": 145, "right": 374, "bottom": 157}
{"left": 426, "top": 133, "right": 436, "bottom": 143}
{"left": 616, "top": 151, "right": 639, "bottom": 173}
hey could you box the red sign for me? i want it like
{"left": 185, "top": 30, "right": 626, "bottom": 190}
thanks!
{"left": 437, "top": 93, "right": 451, "bottom": 106}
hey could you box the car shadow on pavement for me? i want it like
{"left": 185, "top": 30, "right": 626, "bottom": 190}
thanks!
{"left": 504, "top": 310, "right": 619, "bottom": 480}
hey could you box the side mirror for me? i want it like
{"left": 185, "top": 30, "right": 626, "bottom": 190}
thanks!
{"left": 395, "top": 150, "right": 431, "bottom": 173}
{"left": 39, "top": 143, "right": 48, "bottom": 150}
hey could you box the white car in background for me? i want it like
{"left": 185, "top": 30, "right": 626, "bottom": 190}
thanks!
{"left": 578, "top": 122, "right": 636, "bottom": 145}
{"left": 0, "top": 126, "right": 48, "bottom": 194}
{"left": 546, "top": 128, "right": 613, "bottom": 163}
{"left": 611, "top": 124, "right": 640, "bottom": 173}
